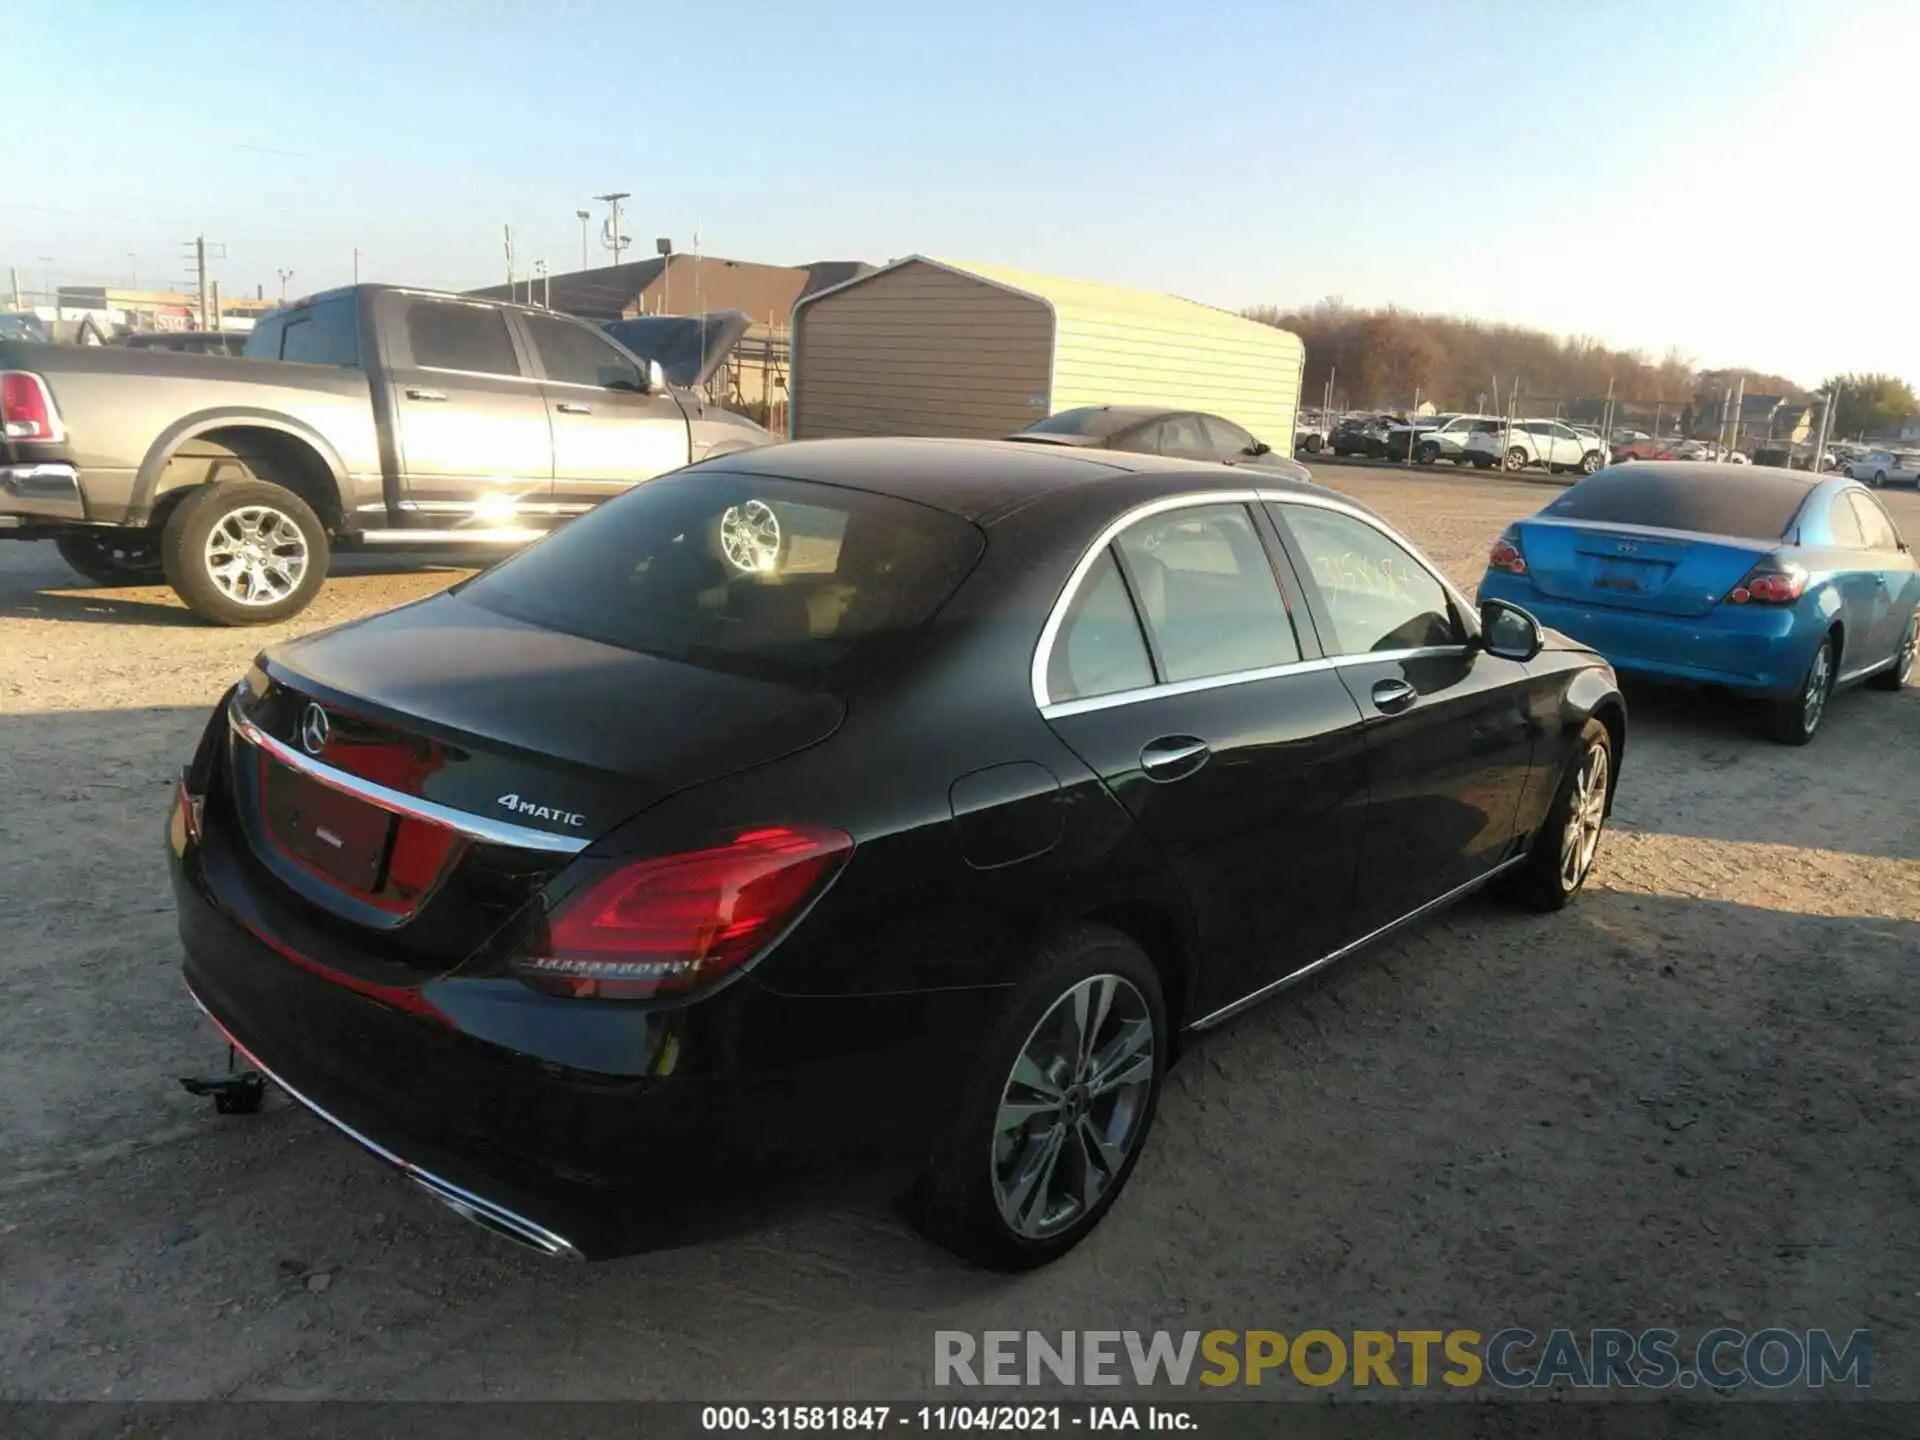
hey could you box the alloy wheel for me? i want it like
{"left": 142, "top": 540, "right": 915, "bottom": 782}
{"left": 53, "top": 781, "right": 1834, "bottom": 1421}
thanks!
{"left": 991, "top": 974, "right": 1154, "bottom": 1240}
{"left": 1505, "top": 448, "right": 1528, "bottom": 471}
{"left": 203, "top": 505, "right": 310, "bottom": 607}
{"left": 718, "top": 500, "right": 783, "bottom": 573}
{"left": 1803, "top": 642, "right": 1833, "bottom": 735}
{"left": 1896, "top": 618, "right": 1917, "bottom": 685}
{"left": 1559, "top": 744, "right": 1608, "bottom": 891}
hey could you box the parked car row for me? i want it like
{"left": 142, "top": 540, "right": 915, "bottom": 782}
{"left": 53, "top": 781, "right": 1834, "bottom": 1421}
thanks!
{"left": 1846, "top": 449, "right": 1920, "bottom": 488}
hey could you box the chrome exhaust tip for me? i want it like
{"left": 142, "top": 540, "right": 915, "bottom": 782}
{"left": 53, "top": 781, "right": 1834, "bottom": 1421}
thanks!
{"left": 407, "top": 1172, "right": 585, "bottom": 1261}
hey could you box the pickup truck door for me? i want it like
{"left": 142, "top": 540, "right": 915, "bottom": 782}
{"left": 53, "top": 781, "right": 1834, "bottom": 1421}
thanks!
{"left": 517, "top": 311, "right": 691, "bottom": 508}
{"left": 379, "top": 292, "right": 554, "bottom": 513}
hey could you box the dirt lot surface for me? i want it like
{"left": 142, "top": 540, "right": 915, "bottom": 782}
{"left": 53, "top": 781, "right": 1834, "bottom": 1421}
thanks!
{"left": 2, "top": 462, "right": 1916, "bottom": 1401}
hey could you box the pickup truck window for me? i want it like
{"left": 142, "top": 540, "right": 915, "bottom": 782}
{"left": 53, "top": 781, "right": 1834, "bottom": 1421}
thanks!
{"left": 523, "top": 313, "right": 642, "bottom": 391}
{"left": 405, "top": 300, "right": 521, "bottom": 377}
{"left": 266, "top": 298, "right": 360, "bottom": 367}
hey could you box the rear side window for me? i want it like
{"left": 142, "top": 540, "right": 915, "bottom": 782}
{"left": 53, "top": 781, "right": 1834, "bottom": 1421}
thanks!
{"left": 1828, "top": 495, "right": 1866, "bottom": 548}
{"left": 1049, "top": 549, "right": 1155, "bottom": 702}
{"left": 460, "top": 475, "right": 983, "bottom": 684}
{"left": 405, "top": 300, "right": 520, "bottom": 376}
{"left": 1114, "top": 504, "right": 1299, "bottom": 681}
{"left": 1157, "top": 415, "right": 1211, "bottom": 460}
{"left": 273, "top": 298, "right": 360, "bottom": 367}
{"left": 1848, "top": 492, "right": 1900, "bottom": 550}
{"left": 523, "top": 313, "right": 643, "bottom": 390}
{"left": 1542, "top": 467, "right": 1810, "bottom": 539}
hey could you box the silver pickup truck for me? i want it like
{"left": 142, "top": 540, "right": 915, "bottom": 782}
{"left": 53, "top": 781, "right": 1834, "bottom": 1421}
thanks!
{"left": 0, "top": 284, "right": 773, "bottom": 624}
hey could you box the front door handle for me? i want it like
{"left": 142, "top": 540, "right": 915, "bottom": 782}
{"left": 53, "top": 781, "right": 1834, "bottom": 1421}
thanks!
{"left": 556, "top": 402, "right": 593, "bottom": 415}
{"left": 1139, "top": 736, "right": 1210, "bottom": 782}
{"left": 1370, "top": 678, "right": 1418, "bottom": 713}
{"left": 405, "top": 388, "right": 447, "bottom": 402}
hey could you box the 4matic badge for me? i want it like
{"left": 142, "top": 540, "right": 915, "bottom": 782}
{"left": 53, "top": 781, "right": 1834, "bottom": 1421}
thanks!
{"left": 495, "top": 793, "right": 586, "bottom": 827}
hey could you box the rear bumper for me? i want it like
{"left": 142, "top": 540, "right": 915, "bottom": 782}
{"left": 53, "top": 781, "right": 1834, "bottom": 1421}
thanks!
{"left": 0, "top": 463, "right": 85, "bottom": 522}
{"left": 1480, "top": 573, "right": 1812, "bottom": 696}
{"left": 168, "top": 783, "right": 994, "bottom": 1259}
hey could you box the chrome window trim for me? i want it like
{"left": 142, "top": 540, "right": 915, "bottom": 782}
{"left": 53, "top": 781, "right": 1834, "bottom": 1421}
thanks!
{"left": 1031, "top": 487, "right": 1480, "bottom": 711}
{"left": 227, "top": 696, "right": 592, "bottom": 854}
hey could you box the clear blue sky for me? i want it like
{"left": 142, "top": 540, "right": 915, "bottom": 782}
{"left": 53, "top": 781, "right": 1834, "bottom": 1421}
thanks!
{"left": 7, "top": 0, "right": 1913, "bottom": 386}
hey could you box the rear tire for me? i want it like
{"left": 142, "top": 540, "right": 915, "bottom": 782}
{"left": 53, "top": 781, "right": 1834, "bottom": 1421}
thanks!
{"left": 1580, "top": 450, "right": 1604, "bottom": 475}
{"left": 1304, "top": 434, "right": 1323, "bottom": 454}
{"left": 55, "top": 531, "right": 165, "bottom": 586}
{"left": 1867, "top": 611, "right": 1917, "bottom": 691}
{"left": 1503, "top": 447, "right": 1529, "bottom": 472}
{"left": 1767, "top": 634, "right": 1835, "bottom": 744}
{"left": 909, "top": 924, "right": 1166, "bottom": 1271}
{"left": 1871, "top": 471, "right": 1888, "bottom": 488}
{"left": 160, "top": 480, "right": 330, "bottom": 627}
{"left": 1510, "top": 718, "right": 1612, "bottom": 912}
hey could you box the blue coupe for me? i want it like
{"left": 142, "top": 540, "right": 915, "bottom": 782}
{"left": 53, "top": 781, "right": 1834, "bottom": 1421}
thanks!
{"left": 1478, "top": 463, "right": 1918, "bottom": 743}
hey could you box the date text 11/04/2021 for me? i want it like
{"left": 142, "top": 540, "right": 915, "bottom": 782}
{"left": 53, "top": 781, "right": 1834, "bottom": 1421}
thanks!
{"left": 702, "top": 1408, "right": 1190, "bottom": 1432}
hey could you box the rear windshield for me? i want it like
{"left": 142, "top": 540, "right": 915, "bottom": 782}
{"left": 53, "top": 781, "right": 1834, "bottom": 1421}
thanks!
{"left": 1022, "top": 408, "right": 1148, "bottom": 440}
{"left": 459, "top": 473, "right": 984, "bottom": 684}
{"left": 1541, "top": 467, "right": 1811, "bottom": 539}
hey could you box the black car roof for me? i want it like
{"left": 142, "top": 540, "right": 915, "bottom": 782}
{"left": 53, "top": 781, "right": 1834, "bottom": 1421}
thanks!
{"left": 708, "top": 437, "right": 1344, "bottom": 524}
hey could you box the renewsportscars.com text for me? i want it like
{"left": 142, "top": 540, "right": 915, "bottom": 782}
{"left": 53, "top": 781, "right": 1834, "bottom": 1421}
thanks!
{"left": 933, "top": 1328, "right": 1871, "bottom": 1391}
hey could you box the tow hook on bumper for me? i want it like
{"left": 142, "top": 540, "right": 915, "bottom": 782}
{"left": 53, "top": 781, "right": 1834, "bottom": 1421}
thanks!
{"left": 179, "top": 1045, "right": 267, "bottom": 1114}
{"left": 0, "top": 463, "right": 85, "bottom": 522}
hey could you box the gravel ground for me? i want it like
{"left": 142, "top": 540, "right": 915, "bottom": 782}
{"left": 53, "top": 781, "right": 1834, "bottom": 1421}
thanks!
{"left": 1, "top": 462, "right": 1916, "bottom": 1401}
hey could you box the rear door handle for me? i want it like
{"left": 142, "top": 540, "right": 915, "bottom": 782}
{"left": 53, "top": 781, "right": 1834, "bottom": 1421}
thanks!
{"left": 1370, "top": 678, "right": 1418, "bottom": 713}
{"left": 405, "top": 388, "right": 447, "bottom": 402}
{"left": 1139, "top": 736, "right": 1210, "bottom": 782}
{"left": 556, "top": 402, "right": 593, "bottom": 415}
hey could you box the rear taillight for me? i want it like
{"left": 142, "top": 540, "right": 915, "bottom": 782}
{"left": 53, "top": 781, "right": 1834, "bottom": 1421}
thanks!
{"left": 1724, "top": 561, "right": 1807, "bottom": 606}
{"left": 1487, "top": 527, "right": 1528, "bottom": 575}
{"left": 515, "top": 825, "right": 853, "bottom": 1000}
{"left": 0, "top": 371, "right": 62, "bottom": 442}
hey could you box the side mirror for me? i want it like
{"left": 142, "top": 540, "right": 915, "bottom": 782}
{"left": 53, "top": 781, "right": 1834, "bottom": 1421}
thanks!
{"left": 646, "top": 358, "right": 667, "bottom": 393}
{"left": 1479, "top": 597, "right": 1542, "bottom": 662}
{"left": 1247, "top": 440, "right": 1273, "bottom": 457}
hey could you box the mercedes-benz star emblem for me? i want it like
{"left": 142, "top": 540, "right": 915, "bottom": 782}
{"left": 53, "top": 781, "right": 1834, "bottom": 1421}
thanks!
{"left": 299, "top": 703, "right": 330, "bottom": 756}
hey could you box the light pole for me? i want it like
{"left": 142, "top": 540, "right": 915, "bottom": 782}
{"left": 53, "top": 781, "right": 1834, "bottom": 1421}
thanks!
{"left": 37, "top": 255, "right": 54, "bottom": 308}
{"left": 594, "top": 192, "right": 630, "bottom": 266}
{"left": 575, "top": 210, "right": 591, "bottom": 271}
{"left": 277, "top": 269, "right": 294, "bottom": 302}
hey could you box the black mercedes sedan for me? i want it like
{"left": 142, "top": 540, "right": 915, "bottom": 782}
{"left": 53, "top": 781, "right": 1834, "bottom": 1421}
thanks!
{"left": 1007, "top": 405, "right": 1313, "bottom": 482}
{"left": 168, "top": 437, "right": 1625, "bottom": 1270}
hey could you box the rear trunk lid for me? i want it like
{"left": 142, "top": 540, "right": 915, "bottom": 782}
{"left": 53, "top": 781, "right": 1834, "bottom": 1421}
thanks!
{"left": 1517, "top": 518, "right": 1770, "bottom": 617}
{"left": 222, "top": 592, "right": 844, "bottom": 971}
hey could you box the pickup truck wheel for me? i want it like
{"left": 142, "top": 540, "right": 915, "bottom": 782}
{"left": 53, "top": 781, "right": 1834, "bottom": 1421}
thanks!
{"left": 55, "top": 532, "right": 165, "bottom": 586}
{"left": 710, "top": 498, "right": 790, "bottom": 575}
{"left": 160, "top": 481, "right": 330, "bottom": 626}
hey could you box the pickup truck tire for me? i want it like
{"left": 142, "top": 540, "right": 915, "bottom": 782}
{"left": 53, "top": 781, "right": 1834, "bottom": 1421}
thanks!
{"left": 160, "top": 480, "right": 330, "bottom": 626}
{"left": 55, "top": 532, "right": 166, "bottom": 586}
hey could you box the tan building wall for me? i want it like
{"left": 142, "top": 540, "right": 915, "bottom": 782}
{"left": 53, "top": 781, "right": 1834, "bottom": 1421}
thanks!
{"left": 791, "top": 261, "right": 1054, "bottom": 440}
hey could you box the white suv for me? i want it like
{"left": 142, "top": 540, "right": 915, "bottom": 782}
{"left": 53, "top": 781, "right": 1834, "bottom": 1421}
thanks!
{"left": 1406, "top": 414, "right": 1504, "bottom": 464}
{"left": 1465, "top": 420, "right": 1608, "bottom": 475}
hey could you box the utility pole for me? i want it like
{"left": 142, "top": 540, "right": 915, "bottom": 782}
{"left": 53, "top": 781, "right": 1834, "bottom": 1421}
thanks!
{"left": 127, "top": 253, "right": 138, "bottom": 289}
{"left": 1809, "top": 385, "right": 1838, "bottom": 470}
{"left": 1727, "top": 374, "right": 1745, "bottom": 457}
{"left": 276, "top": 269, "right": 294, "bottom": 302}
{"left": 8, "top": 268, "right": 21, "bottom": 312}
{"left": 210, "top": 280, "right": 221, "bottom": 330}
{"left": 352, "top": 248, "right": 361, "bottom": 284}
{"left": 194, "top": 237, "right": 208, "bottom": 331}
{"left": 576, "top": 210, "right": 591, "bottom": 271}
{"left": 503, "top": 225, "right": 515, "bottom": 290}
{"left": 595, "top": 192, "right": 630, "bottom": 266}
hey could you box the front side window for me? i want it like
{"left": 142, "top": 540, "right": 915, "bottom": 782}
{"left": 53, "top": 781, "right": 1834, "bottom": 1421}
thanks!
{"left": 1114, "top": 504, "right": 1299, "bottom": 682}
{"left": 405, "top": 300, "right": 520, "bottom": 376}
{"left": 524, "top": 313, "right": 643, "bottom": 390}
{"left": 1276, "top": 504, "right": 1459, "bottom": 655}
{"left": 1048, "top": 549, "right": 1155, "bottom": 702}
{"left": 1848, "top": 492, "right": 1900, "bottom": 551}
{"left": 1201, "top": 415, "right": 1257, "bottom": 460}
